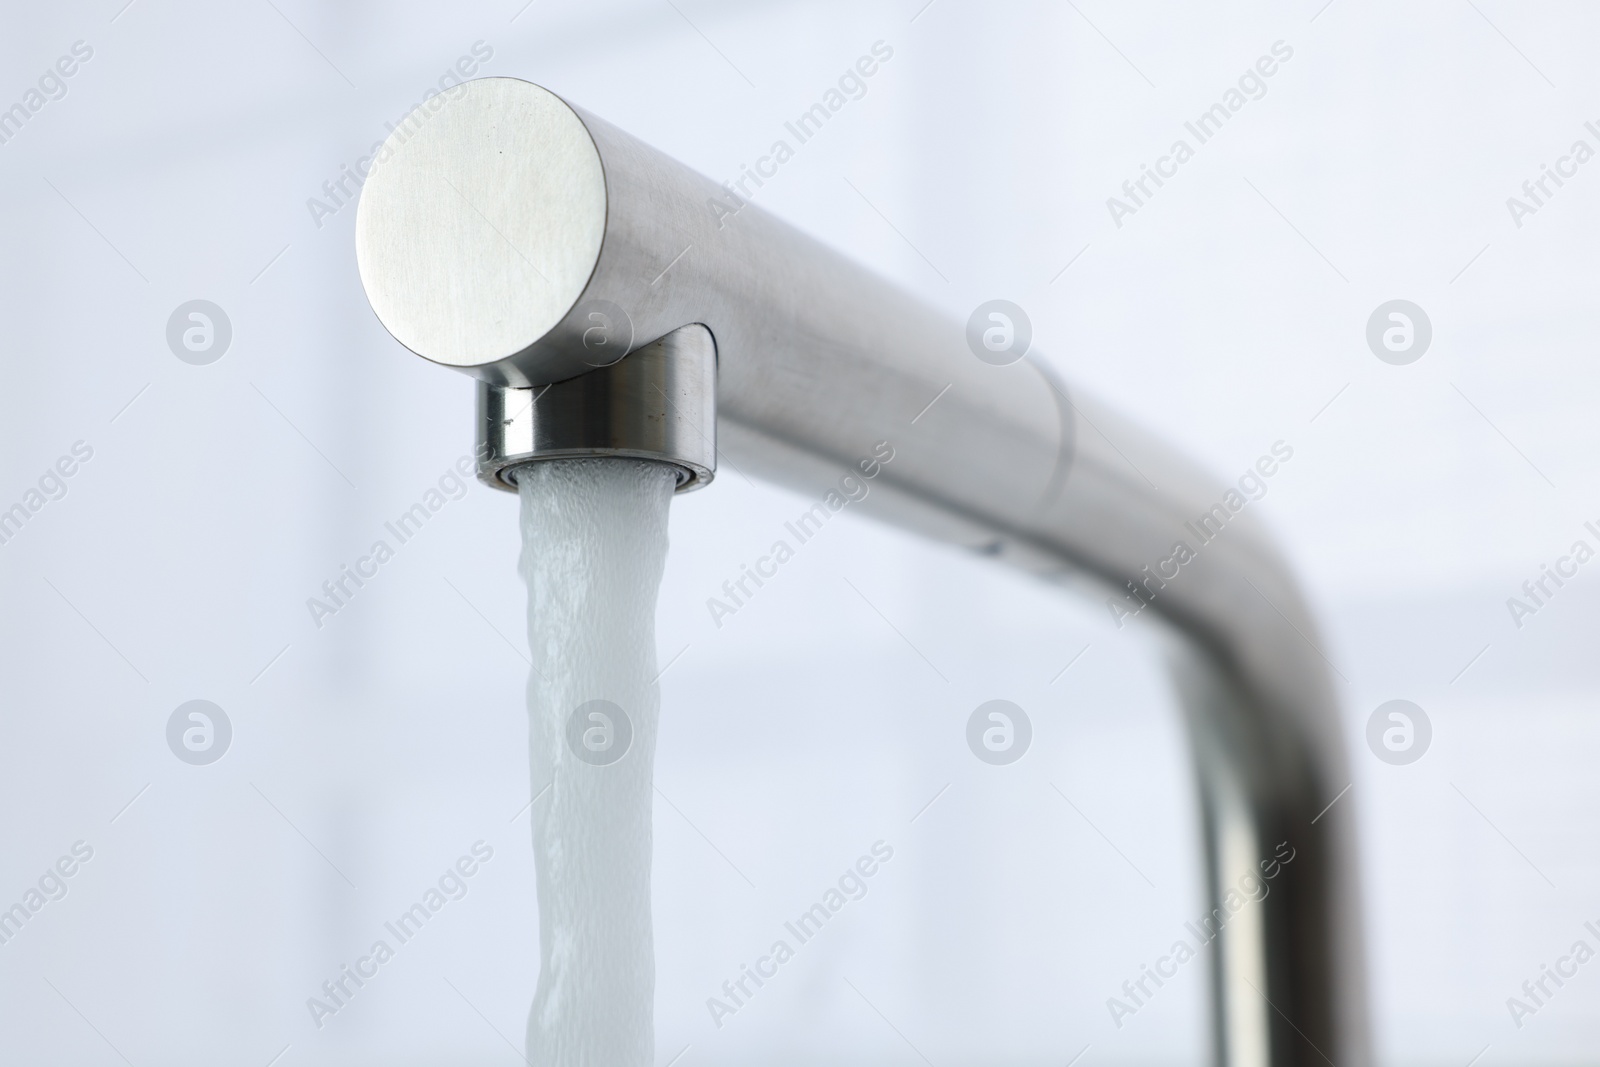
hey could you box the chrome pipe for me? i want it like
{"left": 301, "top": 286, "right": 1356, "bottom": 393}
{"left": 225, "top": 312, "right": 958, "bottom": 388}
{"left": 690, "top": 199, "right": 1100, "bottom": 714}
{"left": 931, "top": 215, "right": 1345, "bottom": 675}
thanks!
{"left": 355, "top": 76, "right": 1367, "bottom": 1067}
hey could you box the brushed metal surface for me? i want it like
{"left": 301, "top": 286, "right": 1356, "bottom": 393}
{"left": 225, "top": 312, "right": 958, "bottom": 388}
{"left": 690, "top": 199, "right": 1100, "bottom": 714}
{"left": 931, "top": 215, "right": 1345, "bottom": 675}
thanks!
{"left": 355, "top": 76, "right": 1368, "bottom": 1067}
{"left": 479, "top": 323, "right": 716, "bottom": 492}
{"left": 356, "top": 78, "right": 606, "bottom": 377}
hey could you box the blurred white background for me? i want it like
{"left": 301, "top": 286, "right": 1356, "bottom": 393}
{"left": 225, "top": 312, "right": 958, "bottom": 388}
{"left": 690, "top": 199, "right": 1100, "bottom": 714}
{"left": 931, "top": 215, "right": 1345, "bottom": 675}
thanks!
{"left": 1, "top": 1, "right": 1597, "bottom": 1064}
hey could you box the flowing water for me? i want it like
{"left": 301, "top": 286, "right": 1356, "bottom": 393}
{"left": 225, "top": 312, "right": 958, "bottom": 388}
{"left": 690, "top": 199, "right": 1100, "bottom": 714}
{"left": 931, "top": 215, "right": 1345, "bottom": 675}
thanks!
{"left": 516, "top": 458, "right": 678, "bottom": 1066}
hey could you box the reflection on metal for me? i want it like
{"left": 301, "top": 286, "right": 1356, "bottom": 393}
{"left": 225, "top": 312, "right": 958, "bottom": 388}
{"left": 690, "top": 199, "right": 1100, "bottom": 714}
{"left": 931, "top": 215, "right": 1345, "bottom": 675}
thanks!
{"left": 478, "top": 324, "right": 716, "bottom": 493}
{"left": 356, "top": 76, "right": 1368, "bottom": 1067}
{"left": 1171, "top": 644, "right": 1281, "bottom": 1067}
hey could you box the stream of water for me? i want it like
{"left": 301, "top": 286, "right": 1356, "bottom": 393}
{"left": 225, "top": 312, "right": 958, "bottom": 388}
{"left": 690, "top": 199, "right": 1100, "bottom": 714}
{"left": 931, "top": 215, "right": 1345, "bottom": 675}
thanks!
{"left": 517, "top": 458, "right": 678, "bottom": 1066}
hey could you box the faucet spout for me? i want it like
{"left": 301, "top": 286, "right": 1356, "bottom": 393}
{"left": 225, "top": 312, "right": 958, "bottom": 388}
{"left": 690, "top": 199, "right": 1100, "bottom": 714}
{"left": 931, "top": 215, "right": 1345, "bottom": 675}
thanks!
{"left": 353, "top": 74, "right": 1370, "bottom": 1067}
{"left": 478, "top": 324, "right": 716, "bottom": 493}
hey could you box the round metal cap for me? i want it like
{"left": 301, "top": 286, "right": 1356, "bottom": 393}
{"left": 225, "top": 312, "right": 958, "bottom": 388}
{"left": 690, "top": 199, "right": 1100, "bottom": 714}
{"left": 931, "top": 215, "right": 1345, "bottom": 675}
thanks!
{"left": 355, "top": 78, "right": 606, "bottom": 378}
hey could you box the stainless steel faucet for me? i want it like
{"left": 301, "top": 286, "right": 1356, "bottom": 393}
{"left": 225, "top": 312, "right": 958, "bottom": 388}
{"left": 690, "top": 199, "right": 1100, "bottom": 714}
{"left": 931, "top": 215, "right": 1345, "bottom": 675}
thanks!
{"left": 355, "top": 76, "right": 1368, "bottom": 1067}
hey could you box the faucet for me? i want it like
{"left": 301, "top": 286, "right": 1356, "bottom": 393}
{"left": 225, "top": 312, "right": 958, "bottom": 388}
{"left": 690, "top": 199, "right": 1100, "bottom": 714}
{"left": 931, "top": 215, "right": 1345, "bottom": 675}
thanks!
{"left": 354, "top": 76, "right": 1368, "bottom": 1067}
